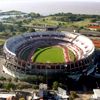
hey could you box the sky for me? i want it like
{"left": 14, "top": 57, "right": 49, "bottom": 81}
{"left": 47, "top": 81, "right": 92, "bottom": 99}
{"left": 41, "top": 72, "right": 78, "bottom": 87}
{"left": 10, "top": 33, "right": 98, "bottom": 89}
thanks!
{"left": 0, "top": 0, "right": 100, "bottom": 15}
{"left": 0, "top": 0, "right": 100, "bottom": 2}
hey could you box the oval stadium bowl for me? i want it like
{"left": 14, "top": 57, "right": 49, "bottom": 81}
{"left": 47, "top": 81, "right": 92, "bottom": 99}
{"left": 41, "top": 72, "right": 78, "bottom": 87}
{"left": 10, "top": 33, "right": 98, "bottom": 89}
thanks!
{"left": 3, "top": 31, "right": 95, "bottom": 78}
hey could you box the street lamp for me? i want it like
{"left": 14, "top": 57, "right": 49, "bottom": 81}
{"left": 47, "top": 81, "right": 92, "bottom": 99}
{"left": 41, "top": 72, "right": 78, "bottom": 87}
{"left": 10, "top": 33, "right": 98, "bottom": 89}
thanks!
{"left": 96, "top": 81, "right": 99, "bottom": 89}
{"left": 64, "top": 64, "right": 67, "bottom": 68}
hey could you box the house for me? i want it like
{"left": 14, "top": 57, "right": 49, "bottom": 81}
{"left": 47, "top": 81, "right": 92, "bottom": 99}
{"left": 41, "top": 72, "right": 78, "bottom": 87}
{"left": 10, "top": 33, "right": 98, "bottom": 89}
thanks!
{"left": 88, "top": 21, "right": 100, "bottom": 31}
{"left": 88, "top": 26, "right": 100, "bottom": 31}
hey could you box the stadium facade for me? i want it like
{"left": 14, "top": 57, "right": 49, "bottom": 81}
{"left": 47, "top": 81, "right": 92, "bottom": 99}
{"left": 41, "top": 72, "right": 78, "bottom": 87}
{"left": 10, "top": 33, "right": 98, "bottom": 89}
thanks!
{"left": 3, "top": 31, "right": 95, "bottom": 79}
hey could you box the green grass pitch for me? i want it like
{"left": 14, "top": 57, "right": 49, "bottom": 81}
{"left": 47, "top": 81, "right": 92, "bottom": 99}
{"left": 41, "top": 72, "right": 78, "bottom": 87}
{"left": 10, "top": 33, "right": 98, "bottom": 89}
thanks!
{"left": 68, "top": 49, "right": 76, "bottom": 62}
{"left": 32, "top": 46, "right": 65, "bottom": 63}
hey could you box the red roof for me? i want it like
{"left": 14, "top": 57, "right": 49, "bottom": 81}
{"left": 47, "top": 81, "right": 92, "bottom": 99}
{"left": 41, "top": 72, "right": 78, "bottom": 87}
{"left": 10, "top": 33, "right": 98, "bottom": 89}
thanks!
{"left": 88, "top": 26, "right": 100, "bottom": 29}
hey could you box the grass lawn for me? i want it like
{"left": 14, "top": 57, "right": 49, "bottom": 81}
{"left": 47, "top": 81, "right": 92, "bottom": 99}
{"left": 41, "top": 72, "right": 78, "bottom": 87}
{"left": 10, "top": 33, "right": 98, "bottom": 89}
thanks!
{"left": 0, "top": 39, "right": 5, "bottom": 45}
{"left": 32, "top": 46, "right": 65, "bottom": 63}
{"left": 68, "top": 49, "right": 76, "bottom": 62}
{"left": 30, "top": 17, "right": 91, "bottom": 27}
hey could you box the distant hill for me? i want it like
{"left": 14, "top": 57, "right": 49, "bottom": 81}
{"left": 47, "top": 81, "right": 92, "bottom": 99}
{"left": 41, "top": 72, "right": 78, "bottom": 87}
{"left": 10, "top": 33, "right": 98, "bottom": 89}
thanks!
{"left": 0, "top": 10, "right": 26, "bottom": 16}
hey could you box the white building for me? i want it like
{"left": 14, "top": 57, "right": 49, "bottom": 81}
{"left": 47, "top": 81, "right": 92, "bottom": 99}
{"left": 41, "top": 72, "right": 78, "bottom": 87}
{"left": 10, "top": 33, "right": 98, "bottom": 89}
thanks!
{"left": 0, "top": 93, "right": 16, "bottom": 99}
{"left": 55, "top": 87, "right": 69, "bottom": 100}
{"left": 91, "top": 89, "right": 100, "bottom": 100}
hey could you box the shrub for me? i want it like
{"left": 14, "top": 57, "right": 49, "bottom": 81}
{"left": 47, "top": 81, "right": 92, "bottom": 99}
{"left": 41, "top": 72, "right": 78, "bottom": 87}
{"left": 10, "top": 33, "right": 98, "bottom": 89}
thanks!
{"left": 70, "top": 91, "right": 79, "bottom": 99}
{"left": 52, "top": 81, "right": 59, "bottom": 90}
{"left": 19, "top": 98, "right": 25, "bottom": 100}
{"left": 3, "top": 83, "right": 16, "bottom": 91}
{"left": 14, "top": 77, "right": 18, "bottom": 82}
{"left": 32, "top": 84, "right": 39, "bottom": 89}
{"left": 20, "top": 76, "right": 38, "bottom": 83}
{"left": 16, "top": 83, "right": 32, "bottom": 90}
{"left": 7, "top": 78, "right": 12, "bottom": 83}
{"left": 0, "top": 82, "right": 3, "bottom": 88}
{"left": 0, "top": 76, "right": 6, "bottom": 81}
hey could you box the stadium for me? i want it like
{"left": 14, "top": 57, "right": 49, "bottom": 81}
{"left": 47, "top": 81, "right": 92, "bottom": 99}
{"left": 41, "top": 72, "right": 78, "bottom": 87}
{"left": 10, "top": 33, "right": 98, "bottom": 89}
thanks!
{"left": 3, "top": 31, "right": 95, "bottom": 79}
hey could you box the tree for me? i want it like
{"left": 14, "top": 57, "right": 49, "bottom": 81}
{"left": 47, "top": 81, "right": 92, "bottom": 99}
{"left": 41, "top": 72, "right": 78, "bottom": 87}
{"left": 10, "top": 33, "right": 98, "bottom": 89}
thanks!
{"left": 7, "top": 77, "right": 12, "bottom": 83}
{"left": 42, "top": 18, "right": 45, "bottom": 21}
{"left": 12, "top": 32, "right": 16, "bottom": 36}
{"left": 32, "top": 84, "right": 39, "bottom": 89}
{"left": 70, "top": 91, "right": 79, "bottom": 99}
{"left": 19, "top": 27, "right": 27, "bottom": 32}
{"left": 58, "top": 22, "right": 62, "bottom": 26}
{"left": 0, "top": 22, "right": 5, "bottom": 32}
{"left": 28, "top": 27, "right": 35, "bottom": 32}
{"left": 91, "top": 18, "right": 97, "bottom": 22}
{"left": 16, "top": 21, "right": 23, "bottom": 27}
{"left": 77, "top": 26, "right": 84, "bottom": 33}
{"left": 28, "top": 12, "right": 41, "bottom": 18}
{"left": 0, "top": 76, "right": 6, "bottom": 84}
{"left": 38, "top": 75, "right": 45, "bottom": 83}
{"left": 3, "top": 83, "right": 16, "bottom": 92}
{"left": 52, "top": 81, "right": 59, "bottom": 90}
{"left": 0, "top": 76, "right": 6, "bottom": 81}
{"left": 21, "top": 76, "right": 38, "bottom": 83}
{"left": 14, "top": 77, "right": 18, "bottom": 83}
{"left": 0, "top": 82, "right": 3, "bottom": 88}
{"left": 7, "top": 25, "right": 14, "bottom": 32}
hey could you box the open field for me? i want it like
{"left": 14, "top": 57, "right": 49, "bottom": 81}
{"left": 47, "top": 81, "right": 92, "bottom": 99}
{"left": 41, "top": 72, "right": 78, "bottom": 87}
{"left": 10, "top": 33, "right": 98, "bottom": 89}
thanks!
{"left": 30, "top": 17, "right": 91, "bottom": 27}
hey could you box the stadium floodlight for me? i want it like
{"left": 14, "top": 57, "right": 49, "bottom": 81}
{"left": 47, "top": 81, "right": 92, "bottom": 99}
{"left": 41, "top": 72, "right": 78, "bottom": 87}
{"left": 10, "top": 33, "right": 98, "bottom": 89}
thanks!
{"left": 64, "top": 64, "right": 67, "bottom": 67}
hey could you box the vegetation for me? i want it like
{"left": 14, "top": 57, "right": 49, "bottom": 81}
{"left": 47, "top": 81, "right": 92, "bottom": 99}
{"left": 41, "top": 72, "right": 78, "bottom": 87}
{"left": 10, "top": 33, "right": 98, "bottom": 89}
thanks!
{"left": 69, "top": 91, "right": 79, "bottom": 100}
{"left": 32, "top": 84, "right": 39, "bottom": 89}
{"left": 16, "top": 83, "right": 32, "bottom": 90}
{"left": 19, "top": 98, "right": 25, "bottom": 100}
{"left": 32, "top": 46, "right": 65, "bottom": 63}
{"left": 3, "top": 83, "right": 16, "bottom": 92}
{"left": 14, "top": 77, "right": 19, "bottom": 82}
{"left": 0, "top": 10, "right": 100, "bottom": 92}
{"left": 7, "top": 77, "right": 12, "bottom": 83}
{"left": 68, "top": 49, "right": 76, "bottom": 62}
{"left": 0, "top": 76, "right": 6, "bottom": 81}
{"left": 20, "top": 75, "right": 45, "bottom": 84}
{"left": 52, "top": 81, "right": 59, "bottom": 90}
{"left": 0, "top": 10, "right": 100, "bottom": 37}
{"left": 0, "top": 82, "right": 3, "bottom": 88}
{"left": 0, "top": 39, "right": 5, "bottom": 45}
{"left": 0, "top": 10, "right": 26, "bottom": 15}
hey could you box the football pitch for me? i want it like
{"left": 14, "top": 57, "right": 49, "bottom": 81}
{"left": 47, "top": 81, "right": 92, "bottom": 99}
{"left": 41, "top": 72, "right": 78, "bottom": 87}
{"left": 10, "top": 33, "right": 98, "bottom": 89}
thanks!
{"left": 32, "top": 46, "right": 65, "bottom": 63}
